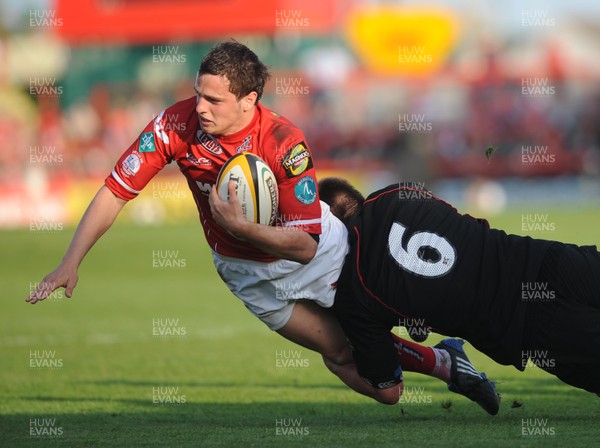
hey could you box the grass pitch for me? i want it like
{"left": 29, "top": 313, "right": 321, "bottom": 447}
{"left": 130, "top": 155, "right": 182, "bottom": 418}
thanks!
{"left": 1, "top": 207, "right": 599, "bottom": 447}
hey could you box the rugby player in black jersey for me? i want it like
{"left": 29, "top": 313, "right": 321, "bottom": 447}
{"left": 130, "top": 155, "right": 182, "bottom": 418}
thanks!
{"left": 320, "top": 177, "right": 600, "bottom": 397}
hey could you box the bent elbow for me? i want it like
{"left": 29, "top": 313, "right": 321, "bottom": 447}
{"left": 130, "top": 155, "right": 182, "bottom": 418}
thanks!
{"left": 298, "top": 251, "right": 315, "bottom": 265}
{"left": 295, "top": 244, "right": 317, "bottom": 265}
{"left": 374, "top": 383, "right": 403, "bottom": 405}
{"left": 377, "top": 394, "right": 399, "bottom": 406}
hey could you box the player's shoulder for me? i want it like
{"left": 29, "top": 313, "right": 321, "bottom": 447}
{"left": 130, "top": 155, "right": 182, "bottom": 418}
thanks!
{"left": 364, "top": 184, "right": 404, "bottom": 204}
{"left": 165, "top": 96, "right": 197, "bottom": 115}
{"left": 257, "top": 103, "right": 305, "bottom": 143}
{"left": 152, "top": 96, "right": 197, "bottom": 145}
{"left": 257, "top": 102, "right": 295, "bottom": 127}
{"left": 257, "top": 103, "right": 310, "bottom": 167}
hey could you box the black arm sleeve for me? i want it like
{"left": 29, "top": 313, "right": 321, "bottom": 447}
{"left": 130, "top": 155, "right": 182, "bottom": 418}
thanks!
{"left": 332, "top": 281, "right": 403, "bottom": 389}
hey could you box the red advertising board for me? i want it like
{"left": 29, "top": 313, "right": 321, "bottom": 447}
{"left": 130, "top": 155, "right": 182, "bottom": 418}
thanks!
{"left": 54, "top": 0, "right": 341, "bottom": 44}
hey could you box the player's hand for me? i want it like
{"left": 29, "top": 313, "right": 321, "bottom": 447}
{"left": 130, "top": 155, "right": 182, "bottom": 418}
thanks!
{"left": 26, "top": 264, "right": 78, "bottom": 304}
{"left": 209, "top": 181, "right": 248, "bottom": 240}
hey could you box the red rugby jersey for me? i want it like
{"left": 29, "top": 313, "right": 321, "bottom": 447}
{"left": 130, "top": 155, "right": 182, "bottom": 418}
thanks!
{"left": 105, "top": 97, "right": 321, "bottom": 261}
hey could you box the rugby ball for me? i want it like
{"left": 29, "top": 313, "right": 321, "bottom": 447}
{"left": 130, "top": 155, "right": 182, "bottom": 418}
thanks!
{"left": 216, "top": 153, "right": 279, "bottom": 226}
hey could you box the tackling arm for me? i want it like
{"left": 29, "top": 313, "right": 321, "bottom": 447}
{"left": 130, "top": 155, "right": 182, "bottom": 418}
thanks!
{"left": 26, "top": 186, "right": 127, "bottom": 304}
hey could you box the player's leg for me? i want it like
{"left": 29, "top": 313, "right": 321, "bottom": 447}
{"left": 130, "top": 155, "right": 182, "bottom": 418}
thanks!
{"left": 213, "top": 248, "right": 498, "bottom": 408}
{"left": 392, "top": 333, "right": 500, "bottom": 415}
{"left": 539, "top": 243, "right": 600, "bottom": 309}
{"left": 391, "top": 333, "right": 450, "bottom": 382}
{"left": 277, "top": 301, "right": 449, "bottom": 381}
{"left": 524, "top": 243, "right": 600, "bottom": 394}
{"left": 277, "top": 301, "right": 499, "bottom": 413}
{"left": 524, "top": 299, "right": 600, "bottom": 394}
{"left": 278, "top": 301, "right": 448, "bottom": 379}
{"left": 276, "top": 300, "right": 402, "bottom": 404}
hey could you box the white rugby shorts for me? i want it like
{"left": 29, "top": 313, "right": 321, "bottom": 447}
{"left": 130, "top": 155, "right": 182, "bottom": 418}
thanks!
{"left": 212, "top": 201, "right": 349, "bottom": 330}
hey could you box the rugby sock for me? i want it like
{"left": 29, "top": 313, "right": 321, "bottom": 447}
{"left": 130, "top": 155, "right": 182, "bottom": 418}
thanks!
{"left": 431, "top": 347, "right": 452, "bottom": 384}
{"left": 391, "top": 334, "right": 451, "bottom": 383}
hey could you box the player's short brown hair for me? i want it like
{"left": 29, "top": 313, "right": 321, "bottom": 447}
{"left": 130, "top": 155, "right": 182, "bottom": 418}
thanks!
{"left": 199, "top": 41, "right": 270, "bottom": 103}
{"left": 319, "top": 177, "right": 365, "bottom": 225}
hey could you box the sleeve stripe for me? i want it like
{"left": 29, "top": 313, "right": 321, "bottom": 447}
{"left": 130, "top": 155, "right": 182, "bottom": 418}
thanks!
{"left": 282, "top": 218, "right": 321, "bottom": 227}
{"left": 111, "top": 170, "right": 141, "bottom": 195}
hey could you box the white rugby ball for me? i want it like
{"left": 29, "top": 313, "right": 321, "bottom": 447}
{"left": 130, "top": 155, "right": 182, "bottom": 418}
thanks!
{"left": 216, "top": 153, "right": 279, "bottom": 226}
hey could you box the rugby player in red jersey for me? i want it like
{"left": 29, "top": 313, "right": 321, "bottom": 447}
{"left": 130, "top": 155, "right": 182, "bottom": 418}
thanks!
{"left": 27, "top": 41, "right": 498, "bottom": 414}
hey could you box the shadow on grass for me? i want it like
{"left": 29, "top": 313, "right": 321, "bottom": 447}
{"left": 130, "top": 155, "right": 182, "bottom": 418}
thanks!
{"left": 4, "top": 397, "right": 600, "bottom": 448}
{"left": 5, "top": 373, "right": 600, "bottom": 447}
{"left": 73, "top": 379, "right": 349, "bottom": 390}
{"left": 71, "top": 375, "right": 597, "bottom": 399}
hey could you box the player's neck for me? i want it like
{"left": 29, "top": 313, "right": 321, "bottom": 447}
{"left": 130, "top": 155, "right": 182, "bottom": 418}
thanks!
{"left": 218, "top": 106, "right": 258, "bottom": 139}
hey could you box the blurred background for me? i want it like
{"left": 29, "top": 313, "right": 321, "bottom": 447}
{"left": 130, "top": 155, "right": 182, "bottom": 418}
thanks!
{"left": 1, "top": 0, "right": 599, "bottom": 228}
{"left": 2, "top": 3, "right": 599, "bottom": 443}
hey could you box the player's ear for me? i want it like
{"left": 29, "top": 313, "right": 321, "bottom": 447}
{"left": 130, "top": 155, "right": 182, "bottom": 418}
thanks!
{"left": 241, "top": 91, "right": 258, "bottom": 111}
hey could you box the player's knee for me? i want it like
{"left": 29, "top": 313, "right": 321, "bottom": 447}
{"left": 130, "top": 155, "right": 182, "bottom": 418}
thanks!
{"left": 322, "top": 347, "right": 353, "bottom": 368}
{"left": 322, "top": 354, "right": 344, "bottom": 375}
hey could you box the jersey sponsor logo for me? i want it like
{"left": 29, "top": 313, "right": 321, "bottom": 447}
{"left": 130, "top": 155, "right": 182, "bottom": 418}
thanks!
{"left": 122, "top": 152, "right": 143, "bottom": 176}
{"left": 153, "top": 110, "right": 170, "bottom": 144}
{"left": 138, "top": 132, "right": 156, "bottom": 153}
{"left": 196, "top": 131, "right": 223, "bottom": 155}
{"left": 282, "top": 142, "right": 312, "bottom": 178}
{"left": 235, "top": 135, "right": 252, "bottom": 153}
{"left": 186, "top": 147, "right": 213, "bottom": 167}
{"left": 294, "top": 176, "right": 316, "bottom": 205}
{"left": 375, "top": 380, "right": 398, "bottom": 389}
{"left": 400, "top": 345, "right": 424, "bottom": 363}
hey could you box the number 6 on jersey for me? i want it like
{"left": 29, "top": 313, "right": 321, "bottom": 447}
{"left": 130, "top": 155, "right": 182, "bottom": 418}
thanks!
{"left": 388, "top": 222, "right": 456, "bottom": 278}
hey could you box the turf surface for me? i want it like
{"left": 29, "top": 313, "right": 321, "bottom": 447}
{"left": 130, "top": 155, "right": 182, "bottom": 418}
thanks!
{"left": 1, "top": 207, "right": 599, "bottom": 447}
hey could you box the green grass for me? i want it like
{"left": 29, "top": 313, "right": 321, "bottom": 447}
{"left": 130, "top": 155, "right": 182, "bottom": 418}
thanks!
{"left": 1, "top": 207, "right": 599, "bottom": 447}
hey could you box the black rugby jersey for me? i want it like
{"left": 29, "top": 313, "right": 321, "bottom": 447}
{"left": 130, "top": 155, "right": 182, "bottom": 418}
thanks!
{"left": 333, "top": 183, "right": 553, "bottom": 387}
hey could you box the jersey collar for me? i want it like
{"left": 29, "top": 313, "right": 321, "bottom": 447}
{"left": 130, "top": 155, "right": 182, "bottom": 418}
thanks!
{"left": 217, "top": 105, "right": 260, "bottom": 144}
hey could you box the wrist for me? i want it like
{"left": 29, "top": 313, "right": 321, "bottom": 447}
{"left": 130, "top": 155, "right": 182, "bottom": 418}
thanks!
{"left": 60, "top": 256, "right": 81, "bottom": 271}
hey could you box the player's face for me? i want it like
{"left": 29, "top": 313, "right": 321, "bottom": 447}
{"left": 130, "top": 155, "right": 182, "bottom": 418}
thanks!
{"left": 194, "top": 73, "right": 256, "bottom": 136}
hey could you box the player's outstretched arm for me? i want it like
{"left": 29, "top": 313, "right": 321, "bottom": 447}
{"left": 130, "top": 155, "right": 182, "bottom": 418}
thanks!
{"left": 26, "top": 186, "right": 127, "bottom": 304}
{"left": 209, "top": 182, "right": 317, "bottom": 264}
